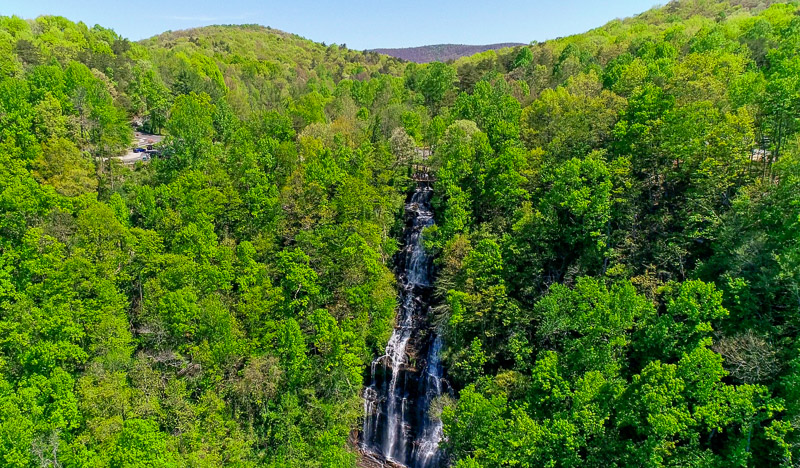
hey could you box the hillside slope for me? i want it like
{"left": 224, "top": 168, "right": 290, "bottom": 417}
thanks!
{"left": 0, "top": 0, "right": 799, "bottom": 466}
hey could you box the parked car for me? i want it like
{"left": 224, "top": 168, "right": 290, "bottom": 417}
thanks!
{"left": 133, "top": 147, "right": 146, "bottom": 153}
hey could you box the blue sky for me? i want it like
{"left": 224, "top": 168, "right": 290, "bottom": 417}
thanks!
{"left": 2, "top": 0, "right": 662, "bottom": 49}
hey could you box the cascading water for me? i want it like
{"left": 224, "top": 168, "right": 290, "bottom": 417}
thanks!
{"left": 362, "top": 182, "right": 447, "bottom": 468}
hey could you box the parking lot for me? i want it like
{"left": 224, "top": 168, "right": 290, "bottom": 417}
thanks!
{"left": 115, "top": 131, "right": 164, "bottom": 164}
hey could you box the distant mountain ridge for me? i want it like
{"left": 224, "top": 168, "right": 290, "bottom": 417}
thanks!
{"left": 372, "top": 43, "right": 525, "bottom": 63}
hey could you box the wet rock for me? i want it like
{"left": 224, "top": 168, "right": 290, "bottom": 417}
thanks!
{"left": 361, "top": 184, "right": 448, "bottom": 468}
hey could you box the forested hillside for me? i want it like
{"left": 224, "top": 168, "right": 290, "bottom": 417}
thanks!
{"left": 0, "top": 0, "right": 799, "bottom": 466}
{"left": 431, "top": 0, "right": 800, "bottom": 466}
{"left": 371, "top": 43, "right": 525, "bottom": 64}
{"left": 0, "top": 16, "right": 421, "bottom": 467}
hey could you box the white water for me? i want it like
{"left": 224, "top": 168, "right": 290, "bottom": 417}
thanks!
{"left": 410, "top": 335, "right": 445, "bottom": 466}
{"left": 362, "top": 184, "right": 446, "bottom": 467}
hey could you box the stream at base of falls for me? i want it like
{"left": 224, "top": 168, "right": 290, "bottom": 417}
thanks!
{"left": 361, "top": 183, "right": 448, "bottom": 468}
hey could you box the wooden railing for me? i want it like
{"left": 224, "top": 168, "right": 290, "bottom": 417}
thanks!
{"left": 409, "top": 147, "right": 435, "bottom": 182}
{"left": 410, "top": 163, "right": 435, "bottom": 182}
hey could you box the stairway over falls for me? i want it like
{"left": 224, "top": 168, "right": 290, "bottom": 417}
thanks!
{"left": 361, "top": 182, "right": 447, "bottom": 468}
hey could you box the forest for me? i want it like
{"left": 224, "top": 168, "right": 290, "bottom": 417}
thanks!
{"left": 0, "top": 0, "right": 799, "bottom": 466}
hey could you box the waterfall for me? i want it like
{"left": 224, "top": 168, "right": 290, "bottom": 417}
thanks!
{"left": 362, "top": 183, "right": 447, "bottom": 468}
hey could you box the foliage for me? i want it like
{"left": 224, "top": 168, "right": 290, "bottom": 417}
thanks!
{"left": 2, "top": 1, "right": 800, "bottom": 465}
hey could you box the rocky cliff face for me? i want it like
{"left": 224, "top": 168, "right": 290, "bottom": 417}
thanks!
{"left": 361, "top": 183, "right": 448, "bottom": 468}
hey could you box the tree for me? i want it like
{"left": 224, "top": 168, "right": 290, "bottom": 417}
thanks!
{"left": 522, "top": 70, "right": 624, "bottom": 160}
{"left": 534, "top": 278, "right": 653, "bottom": 377}
{"left": 129, "top": 66, "right": 171, "bottom": 134}
{"left": 512, "top": 47, "right": 533, "bottom": 70}
{"left": 419, "top": 62, "right": 456, "bottom": 110}
{"left": 163, "top": 92, "right": 216, "bottom": 172}
{"left": 33, "top": 137, "right": 97, "bottom": 196}
{"left": 454, "top": 77, "right": 522, "bottom": 148}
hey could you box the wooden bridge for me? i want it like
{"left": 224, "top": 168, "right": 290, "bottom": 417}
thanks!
{"left": 410, "top": 163, "right": 436, "bottom": 182}
{"left": 410, "top": 146, "right": 435, "bottom": 182}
